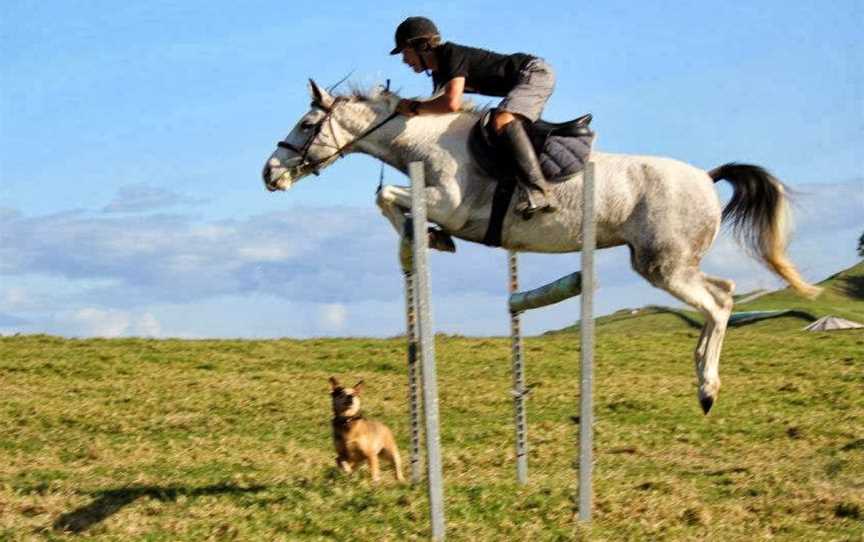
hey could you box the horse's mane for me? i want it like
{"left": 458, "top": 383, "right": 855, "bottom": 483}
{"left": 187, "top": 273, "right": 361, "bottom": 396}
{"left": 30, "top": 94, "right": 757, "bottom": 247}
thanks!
{"left": 344, "top": 83, "right": 485, "bottom": 116}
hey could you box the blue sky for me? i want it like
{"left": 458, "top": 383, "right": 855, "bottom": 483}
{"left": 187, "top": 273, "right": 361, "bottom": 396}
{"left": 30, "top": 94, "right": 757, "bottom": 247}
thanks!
{"left": 1, "top": 1, "right": 862, "bottom": 338}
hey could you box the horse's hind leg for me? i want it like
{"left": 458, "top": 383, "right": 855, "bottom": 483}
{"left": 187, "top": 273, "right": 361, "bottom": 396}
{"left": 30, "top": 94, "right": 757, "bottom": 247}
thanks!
{"left": 699, "top": 274, "right": 735, "bottom": 409}
{"left": 631, "top": 249, "right": 734, "bottom": 413}
{"left": 695, "top": 276, "right": 735, "bottom": 357}
{"left": 665, "top": 270, "right": 732, "bottom": 413}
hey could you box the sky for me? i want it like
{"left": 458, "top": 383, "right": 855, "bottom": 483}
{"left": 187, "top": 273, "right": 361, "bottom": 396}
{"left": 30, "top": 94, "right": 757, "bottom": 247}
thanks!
{"left": 1, "top": 0, "right": 862, "bottom": 338}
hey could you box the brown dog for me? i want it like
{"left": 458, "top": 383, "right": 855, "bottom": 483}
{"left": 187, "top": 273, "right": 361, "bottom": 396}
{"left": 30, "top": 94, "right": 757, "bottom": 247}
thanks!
{"left": 329, "top": 377, "right": 404, "bottom": 482}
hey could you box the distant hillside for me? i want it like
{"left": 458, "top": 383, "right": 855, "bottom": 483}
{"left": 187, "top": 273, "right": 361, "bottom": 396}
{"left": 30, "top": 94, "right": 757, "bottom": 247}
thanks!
{"left": 737, "top": 260, "right": 864, "bottom": 321}
{"left": 549, "top": 260, "right": 864, "bottom": 334}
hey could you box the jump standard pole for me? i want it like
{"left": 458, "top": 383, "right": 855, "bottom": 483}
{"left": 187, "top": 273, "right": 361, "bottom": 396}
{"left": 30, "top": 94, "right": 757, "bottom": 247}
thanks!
{"left": 408, "top": 161, "right": 446, "bottom": 540}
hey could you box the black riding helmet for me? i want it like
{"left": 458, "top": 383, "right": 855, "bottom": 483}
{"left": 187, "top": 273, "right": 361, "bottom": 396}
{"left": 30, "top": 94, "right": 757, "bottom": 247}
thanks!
{"left": 389, "top": 16, "right": 440, "bottom": 54}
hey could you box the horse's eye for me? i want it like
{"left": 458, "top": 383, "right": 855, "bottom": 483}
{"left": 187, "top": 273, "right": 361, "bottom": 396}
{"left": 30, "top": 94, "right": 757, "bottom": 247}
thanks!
{"left": 300, "top": 121, "right": 315, "bottom": 130}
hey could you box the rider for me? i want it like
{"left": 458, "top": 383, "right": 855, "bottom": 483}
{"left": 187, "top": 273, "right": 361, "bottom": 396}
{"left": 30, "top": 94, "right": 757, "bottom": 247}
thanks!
{"left": 390, "top": 16, "right": 558, "bottom": 217}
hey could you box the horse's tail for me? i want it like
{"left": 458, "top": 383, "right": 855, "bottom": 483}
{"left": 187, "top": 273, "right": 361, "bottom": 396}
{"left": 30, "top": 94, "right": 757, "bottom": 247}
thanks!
{"left": 709, "top": 163, "right": 821, "bottom": 299}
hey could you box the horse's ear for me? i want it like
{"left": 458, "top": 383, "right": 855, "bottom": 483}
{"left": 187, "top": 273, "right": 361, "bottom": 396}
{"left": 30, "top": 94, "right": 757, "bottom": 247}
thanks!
{"left": 353, "top": 380, "right": 364, "bottom": 395}
{"left": 329, "top": 376, "right": 340, "bottom": 390}
{"left": 309, "top": 78, "right": 334, "bottom": 109}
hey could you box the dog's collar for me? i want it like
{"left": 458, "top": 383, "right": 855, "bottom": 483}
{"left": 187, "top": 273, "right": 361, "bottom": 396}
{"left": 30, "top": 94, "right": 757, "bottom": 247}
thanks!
{"left": 333, "top": 414, "right": 364, "bottom": 427}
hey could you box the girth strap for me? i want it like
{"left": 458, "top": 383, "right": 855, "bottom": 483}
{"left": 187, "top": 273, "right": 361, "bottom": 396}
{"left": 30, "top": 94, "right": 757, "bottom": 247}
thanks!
{"left": 482, "top": 178, "right": 517, "bottom": 247}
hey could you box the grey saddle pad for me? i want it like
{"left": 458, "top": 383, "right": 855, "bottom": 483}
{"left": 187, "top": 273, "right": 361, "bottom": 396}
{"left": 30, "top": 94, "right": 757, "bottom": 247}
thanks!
{"left": 468, "top": 109, "right": 595, "bottom": 182}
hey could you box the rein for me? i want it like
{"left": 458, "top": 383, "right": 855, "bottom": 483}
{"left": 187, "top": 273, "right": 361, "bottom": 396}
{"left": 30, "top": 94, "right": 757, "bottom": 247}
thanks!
{"left": 277, "top": 99, "right": 400, "bottom": 176}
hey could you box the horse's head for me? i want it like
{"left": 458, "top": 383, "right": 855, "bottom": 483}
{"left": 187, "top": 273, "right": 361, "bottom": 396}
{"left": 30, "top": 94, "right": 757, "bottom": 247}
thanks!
{"left": 262, "top": 79, "right": 400, "bottom": 192}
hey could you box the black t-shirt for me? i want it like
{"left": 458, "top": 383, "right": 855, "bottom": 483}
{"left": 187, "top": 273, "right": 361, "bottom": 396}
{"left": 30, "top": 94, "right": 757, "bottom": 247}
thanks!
{"left": 431, "top": 42, "right": 533, "bottom": 97}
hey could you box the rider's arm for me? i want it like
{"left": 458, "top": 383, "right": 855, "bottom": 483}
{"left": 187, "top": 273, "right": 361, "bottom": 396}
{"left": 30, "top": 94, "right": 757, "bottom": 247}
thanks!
{"left": 397, "top": 77, "right": 465, "bottom": 116}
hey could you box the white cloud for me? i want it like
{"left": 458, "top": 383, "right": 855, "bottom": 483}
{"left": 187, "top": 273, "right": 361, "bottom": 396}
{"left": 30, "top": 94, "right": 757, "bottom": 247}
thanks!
{"left": 43, "top": 308, "right": 163, "bottom": 338}
{"left": 0, "top": 207, "right": 397, "bottom": 306}
{"left": 102, "top": 184, "right": 207, "bottom": 213}
{"left": 317, "top": 303, "right": 348, "bottom": 331}
{"left": 0, "top": 180, "right": 860, "bottom": 338}
{"left": 61, "top": 308, "right": 132, "bottom": 338}
{"left": 790, "top": 180, "right": 864, "bottom": 233}
{"left": 1, "top": 287, "right": 29, "bottom": 310}
{"left": 236, "top": 245, "right": 294, "bottom": 262}
{"left": 132, "top": 312, "right": 162, "bottom": 337}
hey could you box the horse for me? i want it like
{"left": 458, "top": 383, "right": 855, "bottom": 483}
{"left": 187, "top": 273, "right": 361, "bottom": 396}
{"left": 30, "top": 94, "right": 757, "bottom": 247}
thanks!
{"left": 261, "top": 79, "right": 820, "bottom": 414}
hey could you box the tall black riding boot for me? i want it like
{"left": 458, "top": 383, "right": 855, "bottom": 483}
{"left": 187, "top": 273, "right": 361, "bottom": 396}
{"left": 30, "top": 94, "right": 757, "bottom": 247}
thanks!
{"left": 502, "top": 120, "right": 557, "bottom": 218}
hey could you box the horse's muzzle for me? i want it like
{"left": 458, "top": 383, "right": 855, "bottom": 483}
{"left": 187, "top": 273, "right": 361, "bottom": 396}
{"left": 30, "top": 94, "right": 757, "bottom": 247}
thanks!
{"left": 262, "top": 168, "right": 280, "bottom": 192}
{"left": 262, "top": 164, "right": 277, "bottom": 191}
{"left": 263, "top": 164, "right": 297, "bottom": 192}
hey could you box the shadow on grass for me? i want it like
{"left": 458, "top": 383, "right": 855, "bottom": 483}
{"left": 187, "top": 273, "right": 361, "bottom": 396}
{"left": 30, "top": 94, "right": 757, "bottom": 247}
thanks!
{"left": 53, "top": 482, "right": 266, "bottom": 533}
{"left": 646, "top": 306, "right": 703, "bottom": 329}
{"left": 728, "top": 309, "right": 817, "bottom": 327}
{"left": 643, "top": 306, "right": 819, "bottom": 328}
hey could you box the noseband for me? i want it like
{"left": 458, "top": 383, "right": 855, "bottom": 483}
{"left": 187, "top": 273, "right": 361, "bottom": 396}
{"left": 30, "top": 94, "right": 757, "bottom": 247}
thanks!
{"left": 276, "top": 98, "right": 399, "bottom": 176}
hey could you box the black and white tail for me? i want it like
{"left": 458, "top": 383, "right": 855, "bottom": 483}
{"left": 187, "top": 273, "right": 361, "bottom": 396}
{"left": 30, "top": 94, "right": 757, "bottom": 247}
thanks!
{"left": 710, "top": 162, "right": 821, "bottom": 299}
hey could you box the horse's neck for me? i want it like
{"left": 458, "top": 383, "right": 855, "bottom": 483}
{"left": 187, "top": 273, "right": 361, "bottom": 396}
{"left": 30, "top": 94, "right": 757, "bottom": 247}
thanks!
{"left": 354, "top": 110, "right": 477, "bottom": 179}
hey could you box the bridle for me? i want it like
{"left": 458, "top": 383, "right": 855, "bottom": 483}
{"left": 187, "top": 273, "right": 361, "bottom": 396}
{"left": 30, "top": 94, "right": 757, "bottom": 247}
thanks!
{"left": 276, "top": 97, "right": 399, "bottom": 177}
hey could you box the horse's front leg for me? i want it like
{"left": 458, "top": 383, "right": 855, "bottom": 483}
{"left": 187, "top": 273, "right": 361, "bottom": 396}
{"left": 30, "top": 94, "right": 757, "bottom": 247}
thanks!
{"left": 376, "top": 184, "right": 410, "bottom": 237}
{"left": 375, "top": 186, "right": 414, "bottom": 271}
{"left": 377, "top": 184, "right": 459, "bottom": 252}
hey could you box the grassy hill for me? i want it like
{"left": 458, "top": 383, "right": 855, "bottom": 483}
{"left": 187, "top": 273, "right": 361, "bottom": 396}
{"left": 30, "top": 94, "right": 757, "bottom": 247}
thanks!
{"left": 551, "top": 260, "right": 864, "bottom": 334}
{"left": 738, "top": 260, "right": 864, "bottom": 322}
{"left": 0, "top": 263, "right": 862, "bottom": 540}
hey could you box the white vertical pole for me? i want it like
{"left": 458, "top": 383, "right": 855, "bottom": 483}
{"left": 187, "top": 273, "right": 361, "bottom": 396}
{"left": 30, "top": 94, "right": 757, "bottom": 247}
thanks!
{"left": 508, "top": 251, "right": 529, "bottom": 484}
{"left": 578, "top": 161, "right": 596, "bottom": 522}
{"left": 409, "top": 161, "right": 446, "bottom": 540}
{"left": 403, "top": 269, "right": 424, "bottom": 484}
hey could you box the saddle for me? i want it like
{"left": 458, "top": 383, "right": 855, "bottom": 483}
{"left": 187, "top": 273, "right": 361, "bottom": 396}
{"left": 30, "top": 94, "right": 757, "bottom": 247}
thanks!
{"left": 470, "top": 110, "right": 596, "bottom": 247}
{"left": 469, "top": 109, "right": 595, "bottom": 182}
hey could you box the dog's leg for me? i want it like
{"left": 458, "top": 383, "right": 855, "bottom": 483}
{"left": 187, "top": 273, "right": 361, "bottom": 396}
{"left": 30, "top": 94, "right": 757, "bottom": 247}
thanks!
{"left": 390, "top": 448, "right": 405, "bottom": 482}
{"left": 337, "top": 457, "right": 353, "bottom": 474}
{"left": 368, "top": 453, "right": 381, "bottom": 482}
{"left": 380, "top": 438, "right": 405, "bottom": 482}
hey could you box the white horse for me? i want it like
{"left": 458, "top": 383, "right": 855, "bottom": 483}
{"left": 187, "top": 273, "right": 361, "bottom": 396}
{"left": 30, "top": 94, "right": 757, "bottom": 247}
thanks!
{"left": 262, "top": 80, "right": 820, "bottom": 414}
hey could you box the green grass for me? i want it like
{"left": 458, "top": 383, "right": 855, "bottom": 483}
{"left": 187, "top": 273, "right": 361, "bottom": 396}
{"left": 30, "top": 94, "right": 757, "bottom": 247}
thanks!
{"left": 0, "top": 263, "right": 862, "bottom": 540}
{"left": 556, "top": 260, "right": 864, "bottom": 333}
{"left": 739, "top": 261, "right": 864, "bottom": 321}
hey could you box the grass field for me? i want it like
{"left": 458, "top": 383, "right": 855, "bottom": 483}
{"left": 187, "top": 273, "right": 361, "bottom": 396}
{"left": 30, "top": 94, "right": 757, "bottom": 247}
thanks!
{"left": 1, "top": 263, "right": 862, "bottom": 540}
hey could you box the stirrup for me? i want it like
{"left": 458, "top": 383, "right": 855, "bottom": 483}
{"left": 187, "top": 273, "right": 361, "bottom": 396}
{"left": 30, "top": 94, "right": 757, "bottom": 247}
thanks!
{"left": 518, "top": 202, "right": 555, "bottom": 219}
{"left": 515, "top": 190, "right": 556, "bottom": 219}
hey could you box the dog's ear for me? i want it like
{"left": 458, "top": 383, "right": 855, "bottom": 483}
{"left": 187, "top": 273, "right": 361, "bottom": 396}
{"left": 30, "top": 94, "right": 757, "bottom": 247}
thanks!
{"left": 353, "top": 380, "right": 364, "bottom": 395}
{"left": 329, "top": 377, "right": 340, "bottom": 390}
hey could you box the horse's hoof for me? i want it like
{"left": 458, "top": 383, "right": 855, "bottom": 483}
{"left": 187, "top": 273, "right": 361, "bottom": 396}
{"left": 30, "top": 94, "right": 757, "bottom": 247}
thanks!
{"left": 698, "top": 381, "right": 720, "bottom": 415}
{"left": 699, "top": 394, "right": 715, "bottom": 415}
{"left": 428, "top": 228, "right": 456, "bottom": 252}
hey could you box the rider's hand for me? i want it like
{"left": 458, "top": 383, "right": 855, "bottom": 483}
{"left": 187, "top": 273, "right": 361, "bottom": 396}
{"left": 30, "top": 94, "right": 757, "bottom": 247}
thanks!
{"left": 396, "top": 99, "right": 421, "bottom": 117}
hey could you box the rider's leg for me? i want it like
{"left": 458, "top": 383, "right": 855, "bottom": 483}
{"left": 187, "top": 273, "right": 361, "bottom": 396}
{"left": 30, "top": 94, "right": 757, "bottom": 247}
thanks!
{"left": 491, "top": 110, "right": 518, "bottom": 133}
{"left": 494, "top": 110, "right": 557, "bottom": 217}
{"left": 493, "top": 57, "right": 557, "bottom": 217}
